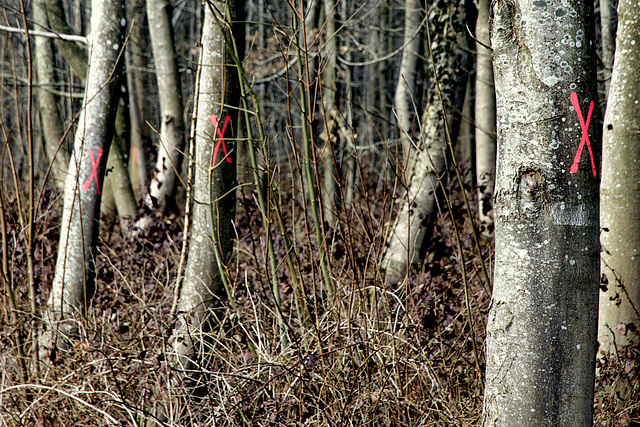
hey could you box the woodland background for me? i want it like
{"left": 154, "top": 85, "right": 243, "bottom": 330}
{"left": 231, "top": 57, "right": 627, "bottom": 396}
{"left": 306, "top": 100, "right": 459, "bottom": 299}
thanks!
{"left": 0, "top": 0, "right": 638, "bottom": 425}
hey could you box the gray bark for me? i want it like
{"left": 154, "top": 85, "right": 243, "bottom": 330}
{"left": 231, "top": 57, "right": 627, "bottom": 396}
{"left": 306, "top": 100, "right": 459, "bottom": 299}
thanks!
{"left": 143, "top": 0, "right": 186, "bottom": 216}
{"left": 598, "top": 0, "right": 640, "bottom": 355}
{"left": 320, "top": 0, "right": 339, "bottom": 227}
{"left": 482, "top": 0, "right": 601, "bottom": 424}
{"left": 39, "top": 0, "right": 124, "bottom": 361}
{"left": 126, "top": 0, "right": 150, "bottom": 200}
{"left": 394, "top": 0, "right": 422, "bottom": 162}
{"left": 45, "top": 0, "right": 88, "bottom": 78}
{"left": 382, "top": 0, "right": 468, "bottom": 284}
{"left": 166, "top": 0, "right": 242, "bottom": 411}
{"left": 474, "top": 0, "right": 496, "bottom": 233}
{"left": 599, "top": 0, "right": 618, "bottom": 100}
{"left": 34, "top": 0, "right": 70, "bottom": 188}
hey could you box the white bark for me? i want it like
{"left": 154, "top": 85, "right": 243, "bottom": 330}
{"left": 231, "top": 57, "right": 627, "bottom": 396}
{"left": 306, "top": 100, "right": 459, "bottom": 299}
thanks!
{"left": 474, "top": 0, "right": 496, "bottom": 233}
{"left": 144, "top": 0, "right": 186, "bottom": 215}
{"left": 40, "top": 0, "right": 124, "bottom": 361}
{"left": 598, "top": 0, "right": 640, "bottom": 355}
{"left": 482, "top": 0, "right": 601, "bottom": 424}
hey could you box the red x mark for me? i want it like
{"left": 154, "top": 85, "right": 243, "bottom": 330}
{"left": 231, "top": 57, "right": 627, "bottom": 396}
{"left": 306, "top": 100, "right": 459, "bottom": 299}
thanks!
{"left": 570, "top": 92, "right": 596, "bottom": 177}
{"left": 81, "top": 148, "right": 104, "bottom": 195}
{"left": 210, "top": 114, "right": 232, "bottom": 167}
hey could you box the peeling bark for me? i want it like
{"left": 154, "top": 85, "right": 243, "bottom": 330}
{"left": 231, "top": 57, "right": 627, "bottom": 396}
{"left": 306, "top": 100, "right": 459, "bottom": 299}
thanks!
{"left": 482, "top": 0, "right": 601, "bottom": 424}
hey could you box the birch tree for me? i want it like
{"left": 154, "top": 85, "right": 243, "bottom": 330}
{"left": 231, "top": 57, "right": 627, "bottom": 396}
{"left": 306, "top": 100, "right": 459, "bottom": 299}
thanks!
{"left": 39, "top": 0, "right": 125, "bottom": 360}
{"left": 482, "top": 0, "right": 601, "bottom": 423}
{"left": 598, "top": 0, "right": 640, "bottom": 355}
{"left": 382, "top": 0, "right": 469, "bottom": 284}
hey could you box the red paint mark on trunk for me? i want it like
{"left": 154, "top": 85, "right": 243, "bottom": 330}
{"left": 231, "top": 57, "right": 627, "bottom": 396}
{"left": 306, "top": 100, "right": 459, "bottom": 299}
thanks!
{"left": 81, "top": 148, "right": 104, "bottom": 195}
{"left": 210, "top": 114, "right": 232, "bottom": 167}
{"left": 570, "top": 92, "right": 596, "bottom": 177}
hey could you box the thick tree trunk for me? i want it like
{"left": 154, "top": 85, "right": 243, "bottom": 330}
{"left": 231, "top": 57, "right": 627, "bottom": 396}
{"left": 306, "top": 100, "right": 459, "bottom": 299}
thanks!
{"left": 39, "top": 0, "right": 124, "bottom": 361}
{"left": 143, "top": 0, "right": 186, "bottom": 216}
{"left": 474, "top": 0, "right": 496, "bottom": 234}
{"left": 394, "top": 0, "right": 422, "bottom": 164}
{"left": 598, "top": 0, "right": 640, "bottom": 355}
{"left": 382, "top": 0, "right": 468, "bottom": 285}
{"left": 482, "top": 0, "right": 601, "bottom": 424}
{"left": 34, "top": 0, "right": 69, "bottom": 188}
{"left": 166, "top": 0, "right": 243, "bottom": 411}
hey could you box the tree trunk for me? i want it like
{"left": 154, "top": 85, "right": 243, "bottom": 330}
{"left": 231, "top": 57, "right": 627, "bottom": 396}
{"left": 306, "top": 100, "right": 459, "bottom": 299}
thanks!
{"left": 598, "top": 0, "right": 640, "bottom": 355}
{"left": 34, "top": 0, "right": 70, "bottom": 188}
{"left": 126, "top": 0, "right": 150, "bottom": 201}
{"left": 394, "top": 0, "right": 422, "bottom": 164}
{"left": 143, "top": 0, "right": 186, "bottom": 216}
{"left": 39, "top": 0, "right": 124, "bottom": 361}
{"left": 166, "top": 0, "right": 243, "bottom": 412}
{"left": 599, "top": 0, "right": 618, "bottom": 100}
{"left": 482, "top": 0, "right": 601, "bottom": 424}
{"left": 382, "top": 0, "right": 469, "bottom": 285}
{"left": 474, "top": 0, "right": 496, "bottom": 234}
{"left": 320, "top": 0, "right": 340, "bottom": 227}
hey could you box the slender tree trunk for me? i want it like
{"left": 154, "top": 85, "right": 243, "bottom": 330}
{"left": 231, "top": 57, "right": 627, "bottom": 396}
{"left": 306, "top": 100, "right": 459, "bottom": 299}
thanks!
{"left": 394, "top": 0, "right": 422, "bottom": 164}
{"left": 600, "top": 0, "right": 618, "bottom": 100}
{"left": 45, "top": 0, "right": 137, "bottom": 219}
{"left": 143, "top": 0, "right": 186, "bottom": 216}
{"left": 126, "top": 0, "right": 150, "bottom": 200}
{"left": 165, "top": 0, "right": 243, "bottom": 415}
{"left": 320, "top": 0, "right": 340, "bottom": 227}
{"left": 382, "top": 0, "right": 469, "bottom": 285}
{"left": 39, "top": 0, "right": 124, "bottom": 361}
{"left": 598, "top": 0, "right": 640, "bottom": 355}
{"left": 482, "top": 0, "right": 601, "bottom": 424}
{"left": 34, "top": 0, "right": 70, "bottom": 188}
{"left": 474, "top": 0, "right": 496, "bottom": 234}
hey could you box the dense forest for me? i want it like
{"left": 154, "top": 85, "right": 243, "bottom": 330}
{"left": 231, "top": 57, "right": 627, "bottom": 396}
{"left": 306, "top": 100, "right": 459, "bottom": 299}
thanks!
{"left": 0, "top": 0, "right": 638, "bottom": 425}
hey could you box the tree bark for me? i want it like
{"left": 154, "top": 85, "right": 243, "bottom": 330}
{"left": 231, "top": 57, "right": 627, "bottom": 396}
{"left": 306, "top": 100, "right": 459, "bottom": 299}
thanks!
{"left": 382, "top": 0, "right": 469, "bottom": 285}
{"left": 474, "top": 0, "right": 496, "bottom": 234}
{"left": 34, "top": 0, "right": 70, "bottom": 188}
{"left": 599, "top": 0, "right": 618, "bottom": 100}
{"left": 320, "top": 0, "right": 340, "bottom": 227}
{"left": 394, "top": 0, "right": 422, "bottom": 163}
{"left": 598, "top": 0, "right": 640, "bottom": 355}
{"left": 143, "top": 0, "right": 186, "bottom": 216}
{"left": 482, "top": 0, "right": 601, "bottom": 424}
{"left": 39, "top": 0, "right": 125, "bottom": 361}
{"left": 166, "top": 0, "right": 243, "bottom": 411}
{"left": 126, "top": 0, "right": 150, "bottom": 201}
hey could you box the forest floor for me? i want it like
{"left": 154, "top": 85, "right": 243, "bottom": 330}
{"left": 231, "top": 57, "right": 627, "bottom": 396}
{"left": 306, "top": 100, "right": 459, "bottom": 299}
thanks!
{"left": 1, "top": 171, "right": 639, "bottom": 426}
